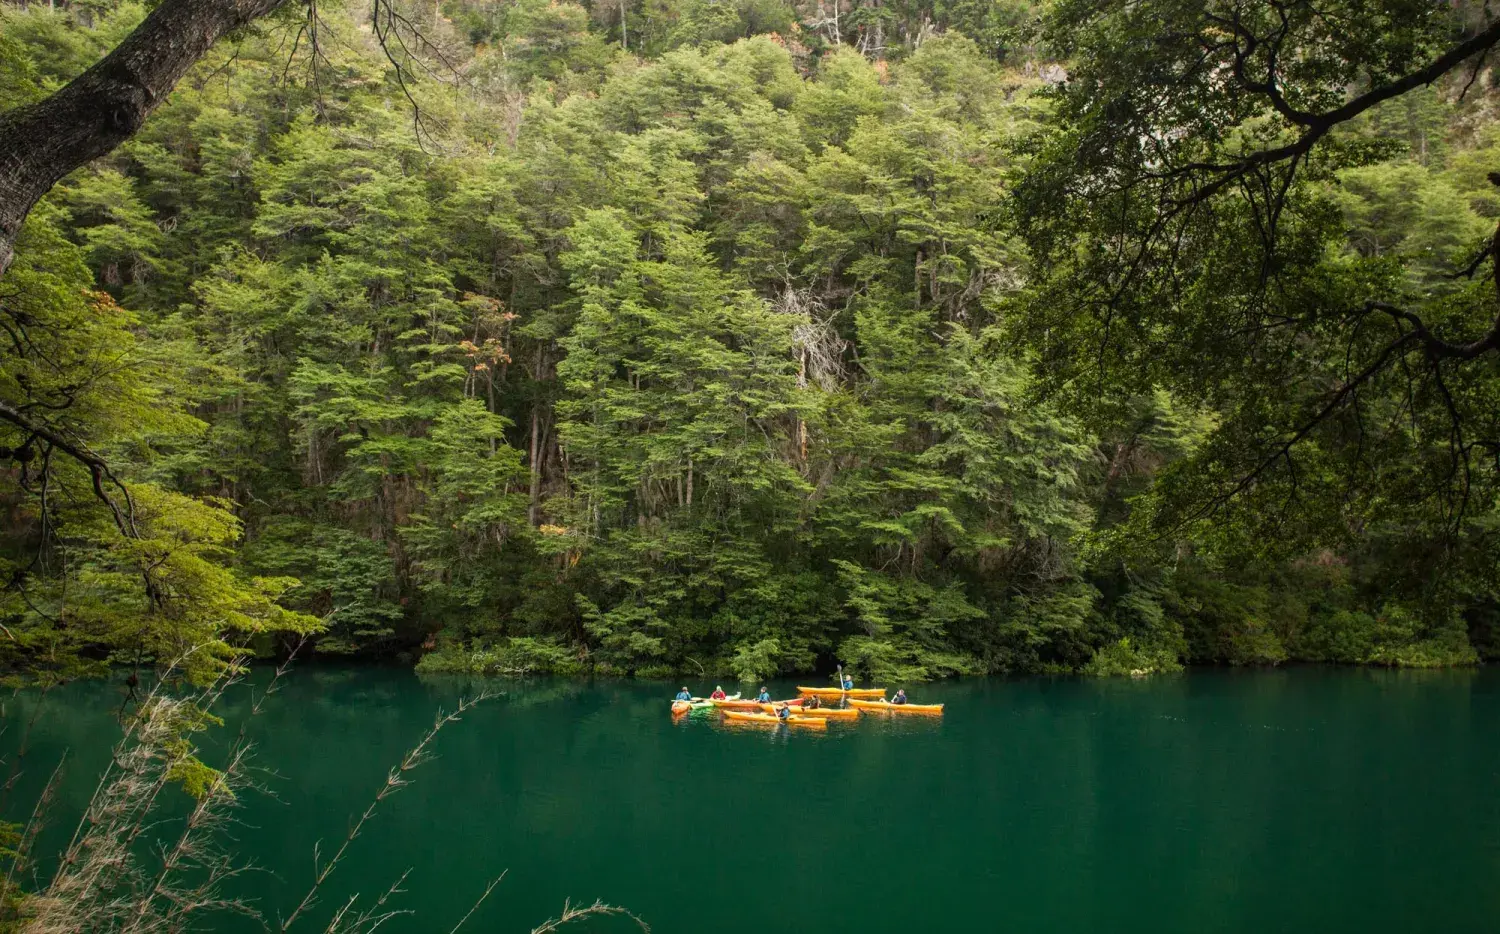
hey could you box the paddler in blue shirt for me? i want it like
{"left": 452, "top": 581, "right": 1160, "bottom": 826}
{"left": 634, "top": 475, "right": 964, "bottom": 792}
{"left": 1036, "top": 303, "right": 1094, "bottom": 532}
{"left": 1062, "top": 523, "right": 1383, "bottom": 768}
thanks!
{"left": 675, "top": 687, "right": 692, "bottom": 701}
{"left": 756, "top": 686, "right": 771, "bottom": 703}
{"left": 892, "top": 689, "right": 908, "bottom": 705}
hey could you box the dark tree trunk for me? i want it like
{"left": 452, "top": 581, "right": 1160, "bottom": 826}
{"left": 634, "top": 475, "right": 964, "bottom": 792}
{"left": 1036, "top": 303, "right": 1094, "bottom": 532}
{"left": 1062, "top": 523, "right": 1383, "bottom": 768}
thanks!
{"left": 0, "top": 0, "right": 288, "bottom": 277}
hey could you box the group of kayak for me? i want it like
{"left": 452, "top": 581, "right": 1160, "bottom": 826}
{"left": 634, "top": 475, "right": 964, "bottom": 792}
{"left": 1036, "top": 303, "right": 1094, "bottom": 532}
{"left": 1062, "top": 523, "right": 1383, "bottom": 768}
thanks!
{"left": 669, "top": 677, "right": 944, "bottom": 727}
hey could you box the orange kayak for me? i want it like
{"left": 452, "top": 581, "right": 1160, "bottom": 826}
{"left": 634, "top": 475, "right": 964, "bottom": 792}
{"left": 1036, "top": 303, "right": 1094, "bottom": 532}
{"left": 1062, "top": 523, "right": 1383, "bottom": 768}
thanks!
{"left": 711, "top": 698, "right": 768, "bottom": 709}
{"left": 671, "top": 700, "right": 691, "bottom": 715}
{"left": 760, "top": 704, "right": 857, "bottom": 720}
{"left": 721, "top": 710, "right": 828, "bottom": 729}
{"left": 797, "top": 686, "right": 887, "bottom": 697}
{"left": 847, "top": 699, "right": 944, "bottom": 714}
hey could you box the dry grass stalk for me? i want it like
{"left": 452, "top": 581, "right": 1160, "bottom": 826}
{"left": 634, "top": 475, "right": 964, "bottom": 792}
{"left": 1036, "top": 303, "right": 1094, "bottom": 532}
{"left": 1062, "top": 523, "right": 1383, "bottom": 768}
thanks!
{"left": 120, "top": 641, "right": 311, "bottom": 934}
{"left": 321, "top": 868, "right": 413, "bottom": 934}
{"left": 0, "top": 756, "right": 65, "bottom": 923}
{"left": 12, "top": 647, "right": 261, "bottom": 933}
{"left": 22, "top": 662, "right": 248, "bottom": 934}
{"left": 1, "top": 683, "right": 55, "bottom": 812}
{"left": 278, "top": 690, "right": 495, "bottom": 932}
{"left": 447, "top": 871, "right": 505, "bottom": 934}
{"left": 529, "top": 898, "right": 652, "bottom": 934}
{"left": 5, "top": 659, "right": 638, "bottom": 934}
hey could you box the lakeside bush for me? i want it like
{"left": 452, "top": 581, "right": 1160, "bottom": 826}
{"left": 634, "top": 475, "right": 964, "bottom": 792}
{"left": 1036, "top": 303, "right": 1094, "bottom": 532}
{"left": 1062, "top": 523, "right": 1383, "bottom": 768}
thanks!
{"left": 415, "top": 637, "right": 586, "bottom": 677}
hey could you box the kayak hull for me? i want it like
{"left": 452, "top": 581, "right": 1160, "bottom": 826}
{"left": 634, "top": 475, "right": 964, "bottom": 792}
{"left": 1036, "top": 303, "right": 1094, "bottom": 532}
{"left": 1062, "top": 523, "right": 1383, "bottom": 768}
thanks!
{"left": 847, "top": 699, "right": 944, "bottom": 714}
{"left": 721, "top": 710, "right": 781, "bottom": 723}
{"left": 760, "top": 704, "right": 857, "bottom": 719}
{"left": 711, "top": 698, "right": 768, "bottom": 709}
{"left": 797, "top": 686, "right": 887, "bottom": 698}
{"left": 721, "top": 710, "right": 828, "bottom": 729}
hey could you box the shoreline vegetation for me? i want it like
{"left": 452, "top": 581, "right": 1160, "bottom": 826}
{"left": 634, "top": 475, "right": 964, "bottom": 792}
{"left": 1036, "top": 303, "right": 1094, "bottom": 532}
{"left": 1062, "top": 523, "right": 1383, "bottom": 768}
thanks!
{"left": 410, "top": 627, "right": 1482, "bottom": 680}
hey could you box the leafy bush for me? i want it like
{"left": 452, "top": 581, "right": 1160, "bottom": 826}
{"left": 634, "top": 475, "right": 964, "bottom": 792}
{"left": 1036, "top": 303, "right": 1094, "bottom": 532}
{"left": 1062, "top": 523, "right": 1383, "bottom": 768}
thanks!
{"left": 1082, "top": 637, "right": 1183, "bottom": 677}
{"left": 1363, "top": 606, "right": 1478, "bottom": 668}
{"left": 729, "top": 637, "right": 782, "bottom": 682}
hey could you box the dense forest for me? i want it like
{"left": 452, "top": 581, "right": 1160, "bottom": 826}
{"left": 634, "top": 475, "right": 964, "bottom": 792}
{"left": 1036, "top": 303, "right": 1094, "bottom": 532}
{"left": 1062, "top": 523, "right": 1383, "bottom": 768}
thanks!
{"left": 4, "top": 0, "right": 1500, "bottom": 687}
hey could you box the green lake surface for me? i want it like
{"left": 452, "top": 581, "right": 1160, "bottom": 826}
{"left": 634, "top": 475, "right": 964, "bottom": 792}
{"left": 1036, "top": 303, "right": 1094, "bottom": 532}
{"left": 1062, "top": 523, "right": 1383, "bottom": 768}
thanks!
{"left": 4, "top": 667, "right": 1500, "bottom": 933}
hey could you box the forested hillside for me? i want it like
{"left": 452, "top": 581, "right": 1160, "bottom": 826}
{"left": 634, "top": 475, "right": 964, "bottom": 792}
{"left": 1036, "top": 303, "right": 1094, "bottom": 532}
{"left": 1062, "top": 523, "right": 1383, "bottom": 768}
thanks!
{"left": 4, "top": 0, "right": 1500, "bottom": 683}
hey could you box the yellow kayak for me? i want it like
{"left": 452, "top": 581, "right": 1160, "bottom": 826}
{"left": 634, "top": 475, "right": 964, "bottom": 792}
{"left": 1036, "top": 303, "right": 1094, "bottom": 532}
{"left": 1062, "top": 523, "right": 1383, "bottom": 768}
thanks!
{"left": 797, "top": 686, "right": 887, "bottom": 698}
{"left": 760, "top": 704, "right": 857, "bottom": 720}
{"left": 847, "top": 699, "right": 944, "bottom": 714}
{"left": 721, "top": 710, "right": 828, "bottom": 729}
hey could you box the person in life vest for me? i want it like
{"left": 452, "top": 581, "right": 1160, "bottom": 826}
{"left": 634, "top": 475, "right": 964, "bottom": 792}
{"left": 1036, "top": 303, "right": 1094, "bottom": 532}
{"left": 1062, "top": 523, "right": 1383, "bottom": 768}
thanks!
{"left": 842, "top": 675, "right": 854, "bottom": 691}
{"left": 803, "top": 693, "right": 821, "bottom": 710}
{"left": 776, "top": 703, "right": 791, "bottom": 721}
{"left": 756, "top": 686, "right": 771, "bottom": 703}
{"left": 891, "top": 689, "right": 909, "bottom": 705}
{"left": 710, "top": 685, "right": 727, "bottom": 700}
{"left": 675, "top": 687, "right": 692, "bottom": 701}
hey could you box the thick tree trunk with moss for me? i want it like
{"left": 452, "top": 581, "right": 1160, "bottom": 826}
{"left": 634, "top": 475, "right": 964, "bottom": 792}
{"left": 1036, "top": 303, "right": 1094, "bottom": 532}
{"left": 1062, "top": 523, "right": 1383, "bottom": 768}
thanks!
{"left": 0, "top": 0, "right": 287, "bottom": 278}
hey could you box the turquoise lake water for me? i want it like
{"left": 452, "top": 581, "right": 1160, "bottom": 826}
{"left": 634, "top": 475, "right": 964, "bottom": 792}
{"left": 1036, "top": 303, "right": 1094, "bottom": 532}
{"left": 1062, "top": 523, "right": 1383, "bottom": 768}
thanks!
{"left": 3, "top": 666, "right": 1499, "bottom": 932}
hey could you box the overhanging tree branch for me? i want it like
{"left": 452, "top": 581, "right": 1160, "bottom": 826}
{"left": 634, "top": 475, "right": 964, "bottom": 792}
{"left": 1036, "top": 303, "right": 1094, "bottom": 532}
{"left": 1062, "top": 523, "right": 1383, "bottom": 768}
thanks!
{"left": 0, "top": 0, "right": 475, "bottom": 279}
{"left": 0, "top": 0, "right": 291, "bottom": 279}
{"left": 1367, "top": 215, "right": 1500, "bottom": 362}
{"left": 0, "top": 399, "right": 137, "bottom": 537}
{"left": 1179, "top": 327, "right": 1423, "bottom": 529}
{"left": 1148, "top": 14, "right": 1500, "bottom": 209}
